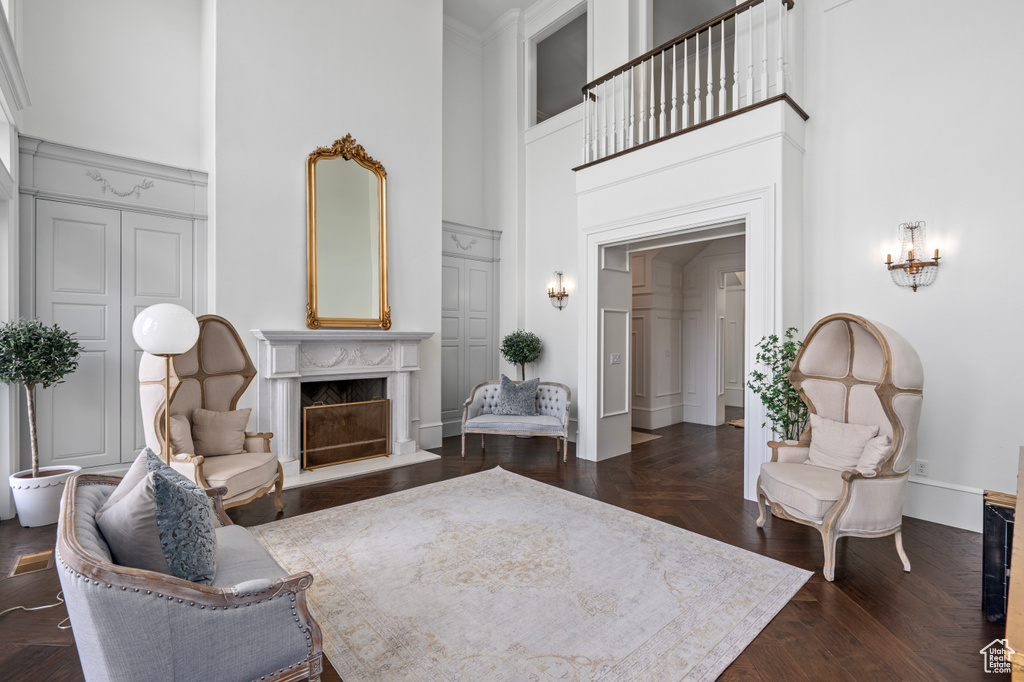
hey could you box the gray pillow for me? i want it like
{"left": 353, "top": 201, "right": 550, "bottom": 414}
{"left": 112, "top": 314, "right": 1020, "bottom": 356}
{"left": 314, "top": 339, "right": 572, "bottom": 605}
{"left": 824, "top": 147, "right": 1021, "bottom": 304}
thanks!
{"left": 494, "top": 375, "right": 539, "bottom": 416}
{"left": 191, "top": 408, "right": 251, "bottom": 456}
{"left": 96, "top": 468, "right": 218, "bottom": 583}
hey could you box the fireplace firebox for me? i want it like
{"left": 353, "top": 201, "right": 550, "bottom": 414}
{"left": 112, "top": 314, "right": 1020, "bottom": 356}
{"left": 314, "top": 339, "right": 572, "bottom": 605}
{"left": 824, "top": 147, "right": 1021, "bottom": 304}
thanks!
{"left": 301, "top": 378, "right": 389, "bottom": 469}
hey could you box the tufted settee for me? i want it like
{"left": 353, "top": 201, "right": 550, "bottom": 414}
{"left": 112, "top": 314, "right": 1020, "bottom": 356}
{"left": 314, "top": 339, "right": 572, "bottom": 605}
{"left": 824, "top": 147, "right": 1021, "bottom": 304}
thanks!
{"left": 461, "top": 380, "right": 572, "bottom": 461}
{"left": 56, "top": 473, "right": 323, "bottom": 682}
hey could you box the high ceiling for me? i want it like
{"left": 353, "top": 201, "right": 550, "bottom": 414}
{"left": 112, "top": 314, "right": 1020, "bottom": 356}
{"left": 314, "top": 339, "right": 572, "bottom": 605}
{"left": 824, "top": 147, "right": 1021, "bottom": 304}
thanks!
{"left": 443, "top": 0, "right": 536, "bottom": 33}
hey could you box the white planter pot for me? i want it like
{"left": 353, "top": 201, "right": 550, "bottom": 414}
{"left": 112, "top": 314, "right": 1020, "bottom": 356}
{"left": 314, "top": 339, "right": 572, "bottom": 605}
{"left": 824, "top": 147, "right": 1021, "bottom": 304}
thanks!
{"left": 9, "top": 465, "right": 82, "bottom": 527}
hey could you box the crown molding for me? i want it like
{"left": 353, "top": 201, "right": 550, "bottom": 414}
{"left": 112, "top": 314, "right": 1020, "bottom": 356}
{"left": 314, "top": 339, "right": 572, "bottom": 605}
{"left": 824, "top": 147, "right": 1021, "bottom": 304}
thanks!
{"left": 482, "top": 9, "right": 523, "bottom": 50}
{"left": 0, "top": 7, "right": 29, "bottom": 126}
{"left": 525, "top": 0, "right": 585, "bottom": 41}
{"left": 443, "top": 14, "right": 484, "bottom": 57}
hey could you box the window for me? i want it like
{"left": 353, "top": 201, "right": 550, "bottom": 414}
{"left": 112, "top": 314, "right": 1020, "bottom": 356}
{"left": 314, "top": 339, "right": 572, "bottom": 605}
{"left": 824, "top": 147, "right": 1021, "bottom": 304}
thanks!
{"left": 653, "top": 0, "right": 734, "bottom": 47}
{"left": 536, "top": 12, "right": 587, "bottom": 123}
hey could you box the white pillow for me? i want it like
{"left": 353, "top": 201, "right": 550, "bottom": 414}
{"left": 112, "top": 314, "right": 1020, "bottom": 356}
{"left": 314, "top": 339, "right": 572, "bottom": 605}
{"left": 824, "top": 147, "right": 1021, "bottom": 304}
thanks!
{"left": 807, "top": 413, "right": 879, "bottom": 471}
{"left": 169, "top": 414, "right": 195, "bottom": 454}
{"left": 856, "top": 435, "right": 892, "bottom": 477}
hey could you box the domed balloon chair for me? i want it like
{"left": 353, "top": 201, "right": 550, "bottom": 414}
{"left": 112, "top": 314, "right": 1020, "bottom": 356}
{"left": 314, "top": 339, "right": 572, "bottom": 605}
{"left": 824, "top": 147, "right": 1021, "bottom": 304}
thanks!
{"left": 756, "top": 313, "right": 923, "bottom": 581}
{"left": 139, "top": 314, "right": 283, "bottom": 511}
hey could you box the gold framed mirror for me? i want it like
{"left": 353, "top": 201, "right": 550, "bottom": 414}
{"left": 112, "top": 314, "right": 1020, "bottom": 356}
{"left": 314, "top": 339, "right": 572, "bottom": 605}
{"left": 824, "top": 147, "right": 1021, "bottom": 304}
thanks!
{"left": 306, "top": 134, "right": 391, "bottom": 329}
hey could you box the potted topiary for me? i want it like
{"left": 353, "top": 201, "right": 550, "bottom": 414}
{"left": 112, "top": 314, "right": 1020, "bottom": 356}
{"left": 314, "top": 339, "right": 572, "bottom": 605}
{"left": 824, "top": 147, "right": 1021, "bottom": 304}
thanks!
{"left": 500, "top": 329, "right": 543, "bottom": 380}
{"left": 747, "top": 327, "right": 808, "bottom": 441}
{"left": 1, "top": 319, "right": 84, "bottom": 527}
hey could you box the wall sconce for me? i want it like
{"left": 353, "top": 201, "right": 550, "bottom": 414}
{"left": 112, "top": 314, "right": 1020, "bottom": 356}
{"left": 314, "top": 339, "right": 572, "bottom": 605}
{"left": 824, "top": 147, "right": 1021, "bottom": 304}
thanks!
{"left": 548, "top": 271, "right": 569, "bottom": 310}
{"left": 885, "top": 221, "right": 940, "bottom": 292}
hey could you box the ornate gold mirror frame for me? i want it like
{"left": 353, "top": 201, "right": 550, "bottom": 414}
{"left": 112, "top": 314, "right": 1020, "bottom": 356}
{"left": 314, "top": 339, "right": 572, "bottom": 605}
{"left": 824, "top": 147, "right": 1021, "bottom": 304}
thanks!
{"left": 306, "top": 134, "right": 391, "bottom": 329}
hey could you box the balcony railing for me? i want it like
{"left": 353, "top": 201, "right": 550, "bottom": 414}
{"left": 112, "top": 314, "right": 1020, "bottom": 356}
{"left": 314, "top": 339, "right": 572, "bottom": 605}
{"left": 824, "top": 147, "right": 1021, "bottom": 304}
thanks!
{"left": 579, "top": 0, "right": 800, "bottom": 169}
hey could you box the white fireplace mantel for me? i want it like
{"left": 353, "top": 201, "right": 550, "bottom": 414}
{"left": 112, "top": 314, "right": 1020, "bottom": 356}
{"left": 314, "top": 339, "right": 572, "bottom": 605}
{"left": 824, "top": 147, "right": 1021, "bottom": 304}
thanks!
{"left": 252, "top": 329, "right": 436, "bottom": 486}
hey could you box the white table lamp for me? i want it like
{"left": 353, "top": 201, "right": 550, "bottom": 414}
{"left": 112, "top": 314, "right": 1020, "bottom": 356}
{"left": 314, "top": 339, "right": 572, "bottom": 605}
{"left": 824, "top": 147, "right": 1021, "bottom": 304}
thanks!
{"left": 132, "top": 304, "right": 200, "bottom": 463}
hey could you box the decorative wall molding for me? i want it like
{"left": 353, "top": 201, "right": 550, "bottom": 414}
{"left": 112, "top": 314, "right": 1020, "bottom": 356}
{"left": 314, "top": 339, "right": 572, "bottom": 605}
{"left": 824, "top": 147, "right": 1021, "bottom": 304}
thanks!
{"left": 85, "top": 169, "right": 154, "bottom": 199}
{"left": 300, "top": 344, "right": 394, "bottom": 369}
{"left": 0, "top": 7, "right": 30, "bottom": 125}
{"left": 443, "top": 14, "right": 484, "bottom": 57}
{"left": 450, "top": 234, "right": 477, "bottom": 251}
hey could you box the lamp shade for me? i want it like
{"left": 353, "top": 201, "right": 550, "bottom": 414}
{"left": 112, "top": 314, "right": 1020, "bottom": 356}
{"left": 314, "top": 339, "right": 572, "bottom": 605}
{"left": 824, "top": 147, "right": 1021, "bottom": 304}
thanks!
{"left": 132, "top": 304, "right": 200, "bottom": 355}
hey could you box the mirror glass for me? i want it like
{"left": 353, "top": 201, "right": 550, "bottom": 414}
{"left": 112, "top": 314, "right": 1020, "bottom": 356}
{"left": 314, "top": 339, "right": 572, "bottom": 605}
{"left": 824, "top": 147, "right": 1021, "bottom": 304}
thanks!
{"left": 306, "top": 135, "right": 390, "bottom": 329}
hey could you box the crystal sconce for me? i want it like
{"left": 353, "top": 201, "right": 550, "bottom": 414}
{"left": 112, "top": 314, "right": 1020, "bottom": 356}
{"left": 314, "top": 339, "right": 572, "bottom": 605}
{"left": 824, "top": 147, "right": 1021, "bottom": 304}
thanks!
{"left": 548, "top": 271, "right": 569, "bottom": 310}
{"left": 886, "top": 221, "right": 940, "bottom": 292}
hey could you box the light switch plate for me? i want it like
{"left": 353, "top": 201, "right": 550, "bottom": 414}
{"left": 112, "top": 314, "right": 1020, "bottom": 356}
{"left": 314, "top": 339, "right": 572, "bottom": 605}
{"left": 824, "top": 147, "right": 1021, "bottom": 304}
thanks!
{"left": 610, "top": 353, "right": 621, "bottom": 365}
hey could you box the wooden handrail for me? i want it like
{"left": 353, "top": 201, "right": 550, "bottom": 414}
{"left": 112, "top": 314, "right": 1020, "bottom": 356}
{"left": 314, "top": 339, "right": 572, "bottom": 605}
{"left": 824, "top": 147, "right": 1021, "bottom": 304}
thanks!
{"left": 582, "top": 0, "right": 795, "bottom": 93}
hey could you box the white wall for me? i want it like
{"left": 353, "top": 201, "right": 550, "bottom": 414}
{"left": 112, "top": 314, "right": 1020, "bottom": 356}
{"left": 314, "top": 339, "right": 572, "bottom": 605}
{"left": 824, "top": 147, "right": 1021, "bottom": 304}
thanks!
{"left": 523, "top": 108, "right": 583, "bottom": 428}
{"left": 215, "top": 0, "right": 443, "bottom": 447}
{"left": 802, "top": 0, "right": 1024, "bottom": 532}
{"left": 19, "top": 0, "right": 203, "bottom": 170}
{"left": 443, "top": 16, "right": 484, "bottom": 228}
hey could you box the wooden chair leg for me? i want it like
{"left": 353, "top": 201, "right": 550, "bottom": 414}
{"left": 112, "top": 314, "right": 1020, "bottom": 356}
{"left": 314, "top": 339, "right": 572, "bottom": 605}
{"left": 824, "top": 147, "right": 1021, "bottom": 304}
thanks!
{"left": 563, "top": 435, "right": 568, "bottom": 463}
{"left": 272, "top": 463, "right": 284, "bottom": 512}
{"left": 756, "top": 488, "right": 767, "bottom": 528}
{"left": 895, "top": 529, "right": 911, "bottom": 572}
{"left": 821, "top": 528, "right": 838, "bottom": 582}
{"left": 461, "top": 431, "right": 466, "bottom": 458}
{"left": 481, "top": 434, "right": 485, "bottom": 451}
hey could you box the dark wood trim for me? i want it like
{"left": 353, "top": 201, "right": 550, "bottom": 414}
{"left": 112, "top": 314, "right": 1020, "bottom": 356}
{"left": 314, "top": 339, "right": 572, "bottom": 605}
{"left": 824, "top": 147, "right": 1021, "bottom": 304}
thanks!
{"left": 583, "top": 0, "right": 795, "bottom": 93}
{"left": 572, "top": 94, "right": 809, "bottom": 172}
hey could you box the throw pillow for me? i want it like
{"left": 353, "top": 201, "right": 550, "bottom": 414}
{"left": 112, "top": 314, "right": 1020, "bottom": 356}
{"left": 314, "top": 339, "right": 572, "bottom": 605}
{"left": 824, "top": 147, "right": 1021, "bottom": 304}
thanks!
{"left": 494, "top": 375, "right": 539, "bottom": 416}
{"left": 856, "top": 434, "right": 892, "bottom": 477}
{"left": 169, "top": 414, "right": 196, "bottom": 455}
{"left": 806, "top": 413, "right": 879, "bottom": 471}
{"left": 191, "top": 408, "right": 251, "bottom": 456}
{"left": 97, "top": 448, "right": 159, "bottom": 516}
{"left": 96, "top": 469, "right": 218, "bottom": 583}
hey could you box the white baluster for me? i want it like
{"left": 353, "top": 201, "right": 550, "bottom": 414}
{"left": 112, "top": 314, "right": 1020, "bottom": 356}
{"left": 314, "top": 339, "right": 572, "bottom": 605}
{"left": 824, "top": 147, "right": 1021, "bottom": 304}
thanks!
{"left": 719, "top": 19, "right": 727, "bottom": 116}
{"left": 622, "top": 66, "right": 630, "bottom": 147}
{"left": 659, "top": 51, "right": 666, "bottom": 137}
{"left": 733, "top": 13, "right": 740, "bottom": 111}
{"left": 648, "top": 54, "right": 656, "bottom": 142}
{"left": 618, "top": 74, "right": 625, "bottom": 152}
{"left": 671, "top": 44, "right": 678, "bottom": 133}
{"left": 605, "top": 80, "right": 612, "bottom": 157}
{"left": 761, "top": 0, "right": 768, "bottom": 100}
{"left": 706, "top": 27, "right": 714, "bottom": 120}
{"left": 682, "top": 38, "right": 690, "bottom": 128}
{"left": 746, "top": 7, "right": 754, "bottom": 106}
{"left": 582, "top": 91, "right": 589, "bottom": 163}
{"left": 693, "top": 32, "right": 701, "bottom": 124}
{"left": 776, "top": 0, "right": 784, "bottom": 94}
{"left": 779, "top": 0, "right": 788, "bottom": 93}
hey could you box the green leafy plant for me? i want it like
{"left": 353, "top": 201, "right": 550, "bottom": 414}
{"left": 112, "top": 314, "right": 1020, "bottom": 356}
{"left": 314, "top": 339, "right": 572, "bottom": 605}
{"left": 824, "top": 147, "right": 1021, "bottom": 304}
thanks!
{"left": 500, "top": 329, "right": 543, "bottom": 380}
{"left": 747, "top": 327, "right": 808, "bottom": 441}
{"left": 0, "top": 319, "right": 83, "bottom": 477}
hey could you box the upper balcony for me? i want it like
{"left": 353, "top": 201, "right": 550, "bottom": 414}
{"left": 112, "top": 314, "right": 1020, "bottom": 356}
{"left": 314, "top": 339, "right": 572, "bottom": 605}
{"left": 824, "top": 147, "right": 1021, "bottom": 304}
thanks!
{"left": 574, "top": 0, "right": 805, "bottom": 171}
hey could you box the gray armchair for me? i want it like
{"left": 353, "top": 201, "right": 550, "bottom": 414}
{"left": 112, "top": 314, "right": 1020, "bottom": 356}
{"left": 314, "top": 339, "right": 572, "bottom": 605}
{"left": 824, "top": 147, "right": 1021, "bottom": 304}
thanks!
{"left": 56, "top": 473, "right": 322, "bottom": 682}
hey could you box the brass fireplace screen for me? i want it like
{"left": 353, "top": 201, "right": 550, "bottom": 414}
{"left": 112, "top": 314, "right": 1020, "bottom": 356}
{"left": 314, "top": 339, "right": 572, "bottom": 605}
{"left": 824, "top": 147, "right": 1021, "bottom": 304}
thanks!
{"left": 302, "top": 399, "right": 390, "bottom": 470}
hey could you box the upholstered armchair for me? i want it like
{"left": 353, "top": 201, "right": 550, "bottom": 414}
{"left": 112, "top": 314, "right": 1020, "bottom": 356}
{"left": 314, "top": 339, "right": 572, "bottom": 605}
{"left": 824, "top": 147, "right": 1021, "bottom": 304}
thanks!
{"left": 57, "top": 473, "right": 322, "bottom": 682}
{"left": 140, "top": 315, "right": 283, "bottom": 511}
{"left": 756, "top": 313, "right": 924, "bottom": 581}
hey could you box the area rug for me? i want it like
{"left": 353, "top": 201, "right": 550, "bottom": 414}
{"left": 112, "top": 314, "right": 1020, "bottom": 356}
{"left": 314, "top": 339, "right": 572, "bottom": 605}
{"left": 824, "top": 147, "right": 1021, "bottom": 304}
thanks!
{"left": 631, "top": 430, "right": 662, "bottom": 445}
{"left": 250, "top": 467, "right": 810, "bottom": 681}
{"left": 727, "top": 419, "right": 745, "bottom": 429}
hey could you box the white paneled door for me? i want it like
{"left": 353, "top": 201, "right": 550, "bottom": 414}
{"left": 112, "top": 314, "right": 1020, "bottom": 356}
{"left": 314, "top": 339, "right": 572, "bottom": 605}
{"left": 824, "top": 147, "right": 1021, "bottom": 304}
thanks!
{"left": 34, "top": 200, "right": 193, "bottom": 469}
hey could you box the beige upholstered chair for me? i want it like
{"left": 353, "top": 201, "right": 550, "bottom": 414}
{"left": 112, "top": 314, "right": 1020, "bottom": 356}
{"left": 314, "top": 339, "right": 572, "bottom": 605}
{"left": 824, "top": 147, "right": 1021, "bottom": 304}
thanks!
{"left": 140, "top": 315, "right": 283, "bottom": 511}
{"left": 756, "top": 313, "right": 924, "bottom": 581}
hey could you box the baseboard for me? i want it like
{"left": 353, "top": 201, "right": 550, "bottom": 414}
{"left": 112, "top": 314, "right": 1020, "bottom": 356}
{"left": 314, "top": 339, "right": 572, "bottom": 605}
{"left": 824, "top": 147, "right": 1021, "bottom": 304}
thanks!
{"left": 418, "top": 422, "right": 443, "bottom": 450}
{"left": 442, "top": 420, "right": 462, "bottom": 439}
{"left": 904, "top": 476, "right": 984, "bottom": 533}
{"left": 632, "top": 404, "right": 685, "bottom": 430}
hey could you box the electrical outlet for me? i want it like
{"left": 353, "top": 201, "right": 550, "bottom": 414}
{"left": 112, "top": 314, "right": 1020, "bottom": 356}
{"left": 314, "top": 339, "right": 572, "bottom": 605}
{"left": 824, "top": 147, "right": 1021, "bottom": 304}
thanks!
{"left": 665, "top": 350, "right": 671, "bottom": 358}
{"left": 610, "top": 353, "right": 621, "bottom": 365}
{"left": 915, "top": 460, "right": 929, "bottom": 477}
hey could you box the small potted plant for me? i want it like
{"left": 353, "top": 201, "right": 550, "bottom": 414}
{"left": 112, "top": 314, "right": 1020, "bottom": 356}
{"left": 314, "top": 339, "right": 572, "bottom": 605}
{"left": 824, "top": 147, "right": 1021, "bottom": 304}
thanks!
{"left": 2, "top": 319, "right": 84, "bottom": 527}
{"left": 500, "top": 329, "right": 543, "bottom": 380}
{"left": 747, "top": 327, "right": 808, "bottom": 441}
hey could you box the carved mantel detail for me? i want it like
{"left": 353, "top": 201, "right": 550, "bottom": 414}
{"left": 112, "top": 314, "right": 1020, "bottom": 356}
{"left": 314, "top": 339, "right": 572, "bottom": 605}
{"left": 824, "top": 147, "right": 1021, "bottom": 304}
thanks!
{"left": 85, "top": 169, "right": 154, "bottom": 198}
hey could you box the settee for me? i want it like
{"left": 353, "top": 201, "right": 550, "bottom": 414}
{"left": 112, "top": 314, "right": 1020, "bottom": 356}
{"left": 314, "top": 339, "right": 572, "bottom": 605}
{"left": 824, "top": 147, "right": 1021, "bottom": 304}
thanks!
{"left": 461, "top": 380, "right": 572, "bottom": 461}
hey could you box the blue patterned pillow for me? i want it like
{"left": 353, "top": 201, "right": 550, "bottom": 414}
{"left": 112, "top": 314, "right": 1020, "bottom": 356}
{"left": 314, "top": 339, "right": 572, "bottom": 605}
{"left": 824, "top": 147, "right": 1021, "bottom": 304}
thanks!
{"left": 494, "top": 375, "right": 539, "bottom": 416}
{"left": 97, "top": 463, "right": 218, "bottom": 584}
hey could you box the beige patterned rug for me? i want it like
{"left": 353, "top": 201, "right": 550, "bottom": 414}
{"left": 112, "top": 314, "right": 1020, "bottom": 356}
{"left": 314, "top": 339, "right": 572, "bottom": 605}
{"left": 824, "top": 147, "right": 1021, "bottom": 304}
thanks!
{"left": 250, "top": 467, "right": 809, "bottom": 681}
{"left": 631, "top": 430, "right": 662, "bottom": 445}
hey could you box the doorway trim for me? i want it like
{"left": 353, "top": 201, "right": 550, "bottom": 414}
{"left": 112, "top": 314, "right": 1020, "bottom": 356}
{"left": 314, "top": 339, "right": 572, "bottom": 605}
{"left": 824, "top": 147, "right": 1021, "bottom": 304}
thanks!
{"left": 578, "top": 187, "right": 777, "bottom": 501}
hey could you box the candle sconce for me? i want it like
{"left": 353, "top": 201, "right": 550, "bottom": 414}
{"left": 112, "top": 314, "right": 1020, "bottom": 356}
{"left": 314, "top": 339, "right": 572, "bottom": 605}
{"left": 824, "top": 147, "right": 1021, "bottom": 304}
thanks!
{"left": 886, "top": 221, "right": 940, "bottom": 292}
{"left": 548, "top": 271, "right": 569, "bottom": 310}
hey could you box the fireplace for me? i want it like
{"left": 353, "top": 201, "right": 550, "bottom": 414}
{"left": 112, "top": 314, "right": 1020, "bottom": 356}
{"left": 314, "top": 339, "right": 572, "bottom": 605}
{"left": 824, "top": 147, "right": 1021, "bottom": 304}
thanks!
{"left": 301, "top": 378, "right": 389, "bottom": 469}
{"left": 251, "top": 329, "right": 437, "bottom": 487}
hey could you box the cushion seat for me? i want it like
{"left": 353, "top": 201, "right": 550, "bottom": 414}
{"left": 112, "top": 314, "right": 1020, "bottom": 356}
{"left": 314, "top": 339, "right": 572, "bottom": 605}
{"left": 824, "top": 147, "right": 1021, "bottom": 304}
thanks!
{"left": 210, "top": 525, "right": 288, "bottom": 587}
{"left": 760, "top": 462, "right": 845, "bottom": 521}
{"left": 465, "top": 413, "right": 563, "bottom": 433}
{"left": 201, "top": 451, "right": 279, "bottom": 496}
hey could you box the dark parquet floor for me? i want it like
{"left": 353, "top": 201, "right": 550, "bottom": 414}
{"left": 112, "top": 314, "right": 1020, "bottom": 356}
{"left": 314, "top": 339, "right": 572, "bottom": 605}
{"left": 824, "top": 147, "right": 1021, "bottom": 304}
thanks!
{"left": 0, "top": 408, "right": 1008, "bottom": 680}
